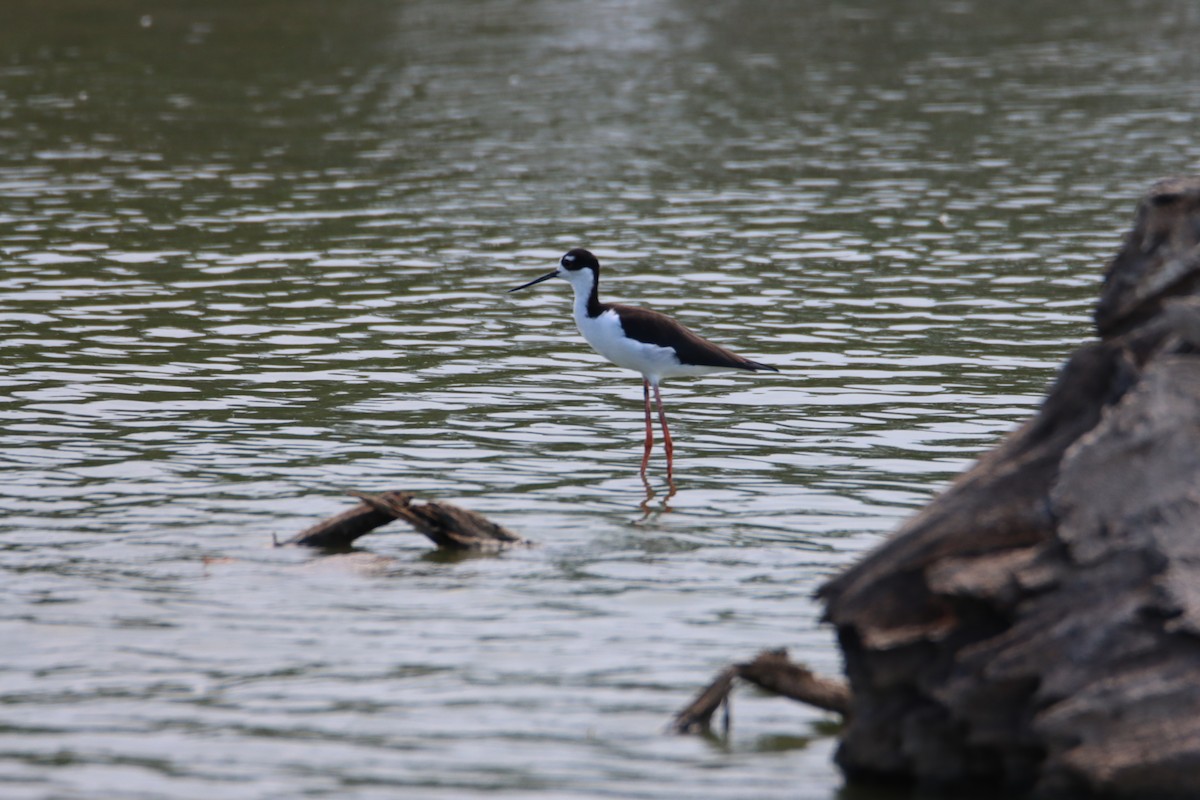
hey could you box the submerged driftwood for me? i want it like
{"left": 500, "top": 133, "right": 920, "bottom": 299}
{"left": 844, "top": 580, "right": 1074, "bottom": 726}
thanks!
{"left": 819, "top": 176, "right": 1200, "bottom": 797}
{"left": 670, "top": 649, "right": 851, "bottom": 734}
{"left": 283, "top": 490, "right": 527, "bottom": 551}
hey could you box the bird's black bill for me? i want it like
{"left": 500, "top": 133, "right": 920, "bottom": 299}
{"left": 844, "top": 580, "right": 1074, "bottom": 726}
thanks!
{"left": 507, "top": 270, "right": 558, "bottom": 293}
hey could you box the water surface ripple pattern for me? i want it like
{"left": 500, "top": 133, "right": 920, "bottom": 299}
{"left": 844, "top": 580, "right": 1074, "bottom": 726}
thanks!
{"left": 2, "top": 1, "right": 1199, "bottom": 798}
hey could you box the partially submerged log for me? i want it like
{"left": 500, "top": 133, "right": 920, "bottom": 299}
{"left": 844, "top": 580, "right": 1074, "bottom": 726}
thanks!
{"left": 282, "top": 490, "right": 527, "bottom": 551}
{"left": 670, "top": 648, "right": 851, "bottom": 734}
{"left": 819, "top": 176, "right": 1200, "bottom": 798}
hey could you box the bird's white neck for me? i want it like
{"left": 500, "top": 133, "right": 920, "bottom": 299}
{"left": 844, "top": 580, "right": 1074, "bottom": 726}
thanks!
{"left": 564, "top": 267, "right": 601, "bottom": 321}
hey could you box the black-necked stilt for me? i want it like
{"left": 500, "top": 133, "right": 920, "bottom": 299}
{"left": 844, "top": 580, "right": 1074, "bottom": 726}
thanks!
{"left": 508, "top": 248, "right": 778, "bottom": 479}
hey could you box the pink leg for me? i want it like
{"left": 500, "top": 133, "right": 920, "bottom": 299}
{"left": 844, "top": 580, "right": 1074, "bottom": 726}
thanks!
{"left": 653, "top": 382, "right": 674, "bottom": 480}
{"left": 641, "top": 379, "right": 654, "bottom": 476}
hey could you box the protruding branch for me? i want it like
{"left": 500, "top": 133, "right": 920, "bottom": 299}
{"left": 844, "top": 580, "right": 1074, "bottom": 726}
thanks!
{"left": 670, "top": 649, "right": 849, "bottom": 734}
{"left": 737, "top": 648, "right": 851, "bottom": 716}
{"left": 671, "top": 666, "right": 738, "bottom": 734}
{"left": 281, "top": 490, "right": 528, "bottom": 551}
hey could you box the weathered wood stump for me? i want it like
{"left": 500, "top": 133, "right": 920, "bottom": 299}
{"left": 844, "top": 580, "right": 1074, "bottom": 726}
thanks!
{"left": 819, "top": 176, "right": 1200, "bottom": 797}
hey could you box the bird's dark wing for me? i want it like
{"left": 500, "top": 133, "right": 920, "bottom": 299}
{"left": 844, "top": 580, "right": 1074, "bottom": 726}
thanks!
{"left": 607, "top": 303, "right": 778, "bottom": 372}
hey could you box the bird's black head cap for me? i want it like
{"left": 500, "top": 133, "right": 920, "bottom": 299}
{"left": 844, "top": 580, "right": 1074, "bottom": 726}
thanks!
{"left": 560, "top": 248, "right": 599, "bottom": 273}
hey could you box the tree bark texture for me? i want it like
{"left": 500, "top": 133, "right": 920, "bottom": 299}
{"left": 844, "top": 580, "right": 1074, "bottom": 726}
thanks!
{"left": 819, "top": 176, "right": 1200, "bottom": 798}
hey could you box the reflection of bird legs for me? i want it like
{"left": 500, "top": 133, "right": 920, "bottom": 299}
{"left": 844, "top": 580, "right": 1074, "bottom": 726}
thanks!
{"left": 639, "top": 473, "right": 678, "bottom": 518}
{"left": 639, "top": 469, "right": 656, "bottom": 517}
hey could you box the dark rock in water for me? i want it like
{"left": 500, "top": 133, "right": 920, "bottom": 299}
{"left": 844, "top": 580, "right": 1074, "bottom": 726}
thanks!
{"left": 819, "top": 176, "right": 1200, "bottom": 798}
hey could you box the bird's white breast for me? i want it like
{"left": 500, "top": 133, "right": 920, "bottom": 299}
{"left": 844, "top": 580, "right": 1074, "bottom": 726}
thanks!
{"left": 573, "top": 308, "right": 721, "bottom": 384}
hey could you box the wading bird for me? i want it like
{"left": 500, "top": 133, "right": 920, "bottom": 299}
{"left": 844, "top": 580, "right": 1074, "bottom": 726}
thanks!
{"left": 508, "top": 248, "right": 777, "bottom": 480}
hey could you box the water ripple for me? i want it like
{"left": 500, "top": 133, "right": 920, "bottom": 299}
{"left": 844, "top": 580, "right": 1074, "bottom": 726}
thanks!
{"left": 3, "top": 0, "right": 1198, "bottom": 798}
